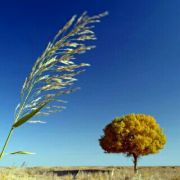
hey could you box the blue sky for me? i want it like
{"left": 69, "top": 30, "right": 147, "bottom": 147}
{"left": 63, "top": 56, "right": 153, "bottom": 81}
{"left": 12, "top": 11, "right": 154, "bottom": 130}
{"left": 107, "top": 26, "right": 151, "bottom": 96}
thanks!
{"left": 0, "top": 0, "right": 180, "bottom": 166}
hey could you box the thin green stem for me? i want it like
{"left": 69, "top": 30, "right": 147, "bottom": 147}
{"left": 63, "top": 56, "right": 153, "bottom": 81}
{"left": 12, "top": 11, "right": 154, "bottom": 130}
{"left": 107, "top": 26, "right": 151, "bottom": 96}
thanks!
{"left": 0, "top": 82, "right": 35, "bottom": 160}
{"left": 0, "top": 127, "right": 14, "bottom": 160}
{"left": 15, "top": 81, "right": 34, "bottom": 122}
{"left": 0, "top": 80, "right": 35, "bottom": 161}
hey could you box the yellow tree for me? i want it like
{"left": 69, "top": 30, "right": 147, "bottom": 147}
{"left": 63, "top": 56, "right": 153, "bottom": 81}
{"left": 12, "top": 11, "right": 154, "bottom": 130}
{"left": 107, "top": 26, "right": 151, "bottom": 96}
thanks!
{"left": 99, "top": 114, "right": 166, "bottom": 173}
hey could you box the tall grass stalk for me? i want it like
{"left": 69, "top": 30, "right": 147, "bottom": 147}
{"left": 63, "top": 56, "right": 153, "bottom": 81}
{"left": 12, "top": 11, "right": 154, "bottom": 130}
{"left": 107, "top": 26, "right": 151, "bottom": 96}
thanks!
{"left": 0, "top": 11, "right": 107, "bottom": 160}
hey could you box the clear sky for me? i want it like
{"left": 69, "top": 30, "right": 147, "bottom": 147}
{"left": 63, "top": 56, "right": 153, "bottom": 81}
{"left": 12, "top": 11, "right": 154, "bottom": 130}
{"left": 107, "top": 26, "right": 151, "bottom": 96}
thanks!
{"left": 0, "top": 0, "right": 179, "bottom": 167}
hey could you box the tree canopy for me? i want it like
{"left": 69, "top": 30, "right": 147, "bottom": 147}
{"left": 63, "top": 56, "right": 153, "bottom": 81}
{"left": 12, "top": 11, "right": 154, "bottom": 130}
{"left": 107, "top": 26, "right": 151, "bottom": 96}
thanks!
{"left": 99, "top": 114, "right": 166, "bottom": 172}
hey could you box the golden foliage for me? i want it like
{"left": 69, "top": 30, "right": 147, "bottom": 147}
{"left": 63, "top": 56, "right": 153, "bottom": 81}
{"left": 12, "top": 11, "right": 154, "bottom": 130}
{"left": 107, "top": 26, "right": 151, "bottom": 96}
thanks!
{"left": 99, "top": 114, "right": 166, "bottom": 157}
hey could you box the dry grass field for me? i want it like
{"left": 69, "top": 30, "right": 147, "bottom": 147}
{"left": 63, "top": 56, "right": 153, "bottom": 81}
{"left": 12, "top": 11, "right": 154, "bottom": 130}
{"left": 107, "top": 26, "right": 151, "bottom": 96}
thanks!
{"left": 0, "top": 166, "right": 179, "bottom": 180}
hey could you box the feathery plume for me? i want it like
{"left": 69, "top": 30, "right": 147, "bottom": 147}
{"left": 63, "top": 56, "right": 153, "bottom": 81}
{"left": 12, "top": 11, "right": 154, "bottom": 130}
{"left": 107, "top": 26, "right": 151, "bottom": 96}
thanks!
{"left": 14, "top": 11, "right": 108, "bottom": 124}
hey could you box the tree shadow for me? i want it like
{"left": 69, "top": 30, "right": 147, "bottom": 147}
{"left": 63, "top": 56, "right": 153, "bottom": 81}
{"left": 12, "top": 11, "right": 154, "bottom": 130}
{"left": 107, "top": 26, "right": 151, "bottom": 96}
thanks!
{"left": 52, "top": 169, "right": 110, "bottom": 177}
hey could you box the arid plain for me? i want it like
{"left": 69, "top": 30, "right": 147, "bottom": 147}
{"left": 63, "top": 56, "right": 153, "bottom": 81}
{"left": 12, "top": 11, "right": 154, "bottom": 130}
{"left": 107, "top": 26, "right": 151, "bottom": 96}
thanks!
{"left": 0, "top": 166, "right": 179, "bottom": 179}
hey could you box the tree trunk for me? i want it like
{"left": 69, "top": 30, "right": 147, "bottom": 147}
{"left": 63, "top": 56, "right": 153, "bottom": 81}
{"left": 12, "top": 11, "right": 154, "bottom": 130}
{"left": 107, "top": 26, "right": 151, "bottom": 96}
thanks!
{"left": 133, "top": 154, "right": 138, "bottom": 173}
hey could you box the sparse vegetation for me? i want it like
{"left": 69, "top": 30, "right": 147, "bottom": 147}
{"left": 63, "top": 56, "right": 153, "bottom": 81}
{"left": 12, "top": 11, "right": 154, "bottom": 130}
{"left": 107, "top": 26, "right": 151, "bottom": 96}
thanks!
{"left": 0, "top": 166, "right": 179, "bottom": 180}
{"left": 99, "top": 114, "right": 166, "bottom": 173}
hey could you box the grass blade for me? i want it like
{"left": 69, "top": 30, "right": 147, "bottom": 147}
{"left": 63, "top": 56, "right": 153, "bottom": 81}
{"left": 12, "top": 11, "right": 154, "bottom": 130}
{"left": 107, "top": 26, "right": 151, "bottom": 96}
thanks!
{"left": 13, "top": 103, "right": 48, "bottom": 128}
{"left": 9, "top": 151, "right": 35, "bottom": 155}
